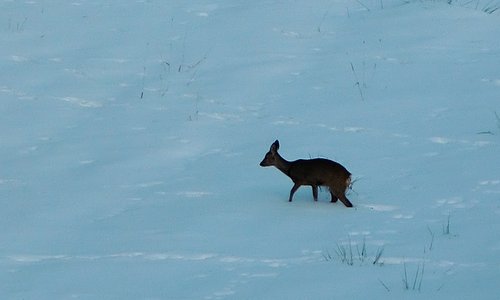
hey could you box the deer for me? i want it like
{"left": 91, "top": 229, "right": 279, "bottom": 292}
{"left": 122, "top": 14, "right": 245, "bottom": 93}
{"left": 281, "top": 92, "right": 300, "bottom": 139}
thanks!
{"left": 259, "top": 140, "right": 353, "bottom": 207}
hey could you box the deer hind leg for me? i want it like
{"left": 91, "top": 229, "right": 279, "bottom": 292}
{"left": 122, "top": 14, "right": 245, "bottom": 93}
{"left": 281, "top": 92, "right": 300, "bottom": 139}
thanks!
{"left": 329, "top": 186, "right": 353, "bottom": 207}
{"left": 338, "top": 193, "right": 353, "bottom": 207}
{"left": 289, "top": 183, "right": 301, "bottom": 202}
{"left": 330, "top": 190, "right": 339, "bottom": 203}
{"left": 312, "top": 185, "right": 318, "bottom": 201}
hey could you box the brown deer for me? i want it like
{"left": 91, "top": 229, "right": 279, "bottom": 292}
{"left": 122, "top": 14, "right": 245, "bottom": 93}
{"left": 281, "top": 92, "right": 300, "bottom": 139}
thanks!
{"left": 259, "top": 140, "right": 353, "bottom": 207}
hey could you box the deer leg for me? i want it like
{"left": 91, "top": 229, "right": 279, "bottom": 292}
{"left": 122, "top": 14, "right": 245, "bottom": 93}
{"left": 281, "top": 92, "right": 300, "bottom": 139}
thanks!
{"left": 312, "top": 185, "right": 318, "bottom": 201}
{"left": 330, "top": 190, "right": 338, "bottom": 203}
{"left": 338, "top": 193, "right": 353, "bottom": 208}
{"left": 289, "top": 183, "right": 300, "bottom": 202}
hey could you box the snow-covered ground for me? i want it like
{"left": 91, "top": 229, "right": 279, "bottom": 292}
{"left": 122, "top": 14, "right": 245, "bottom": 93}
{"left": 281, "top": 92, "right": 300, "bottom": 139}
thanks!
{"left": 1, "top": 0, "right": 499, "bottom": 299}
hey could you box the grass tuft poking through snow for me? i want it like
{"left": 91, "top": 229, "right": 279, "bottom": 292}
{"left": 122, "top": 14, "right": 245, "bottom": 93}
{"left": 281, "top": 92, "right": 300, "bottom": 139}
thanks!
{"left": 324, "top": 236, "right": 385, "bottom": 266}
{"left": 403, "top": 261, "right": 425, "bottom": 292}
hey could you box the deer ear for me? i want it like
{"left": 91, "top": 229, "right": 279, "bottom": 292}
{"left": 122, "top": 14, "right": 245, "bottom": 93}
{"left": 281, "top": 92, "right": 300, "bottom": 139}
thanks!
{"left": 271, "top": 140, "right": 280, "bottom": 152}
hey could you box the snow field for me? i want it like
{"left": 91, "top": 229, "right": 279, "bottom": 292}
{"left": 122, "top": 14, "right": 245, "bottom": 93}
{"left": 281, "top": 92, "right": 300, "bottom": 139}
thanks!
{"left": 1, "top": 0, "right": 499, "bottom": 299}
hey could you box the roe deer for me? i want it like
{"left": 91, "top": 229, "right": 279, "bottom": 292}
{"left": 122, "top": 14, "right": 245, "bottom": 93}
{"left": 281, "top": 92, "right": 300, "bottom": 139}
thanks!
{"left": 259, "top": 140, "right": 353, "bottom": 207}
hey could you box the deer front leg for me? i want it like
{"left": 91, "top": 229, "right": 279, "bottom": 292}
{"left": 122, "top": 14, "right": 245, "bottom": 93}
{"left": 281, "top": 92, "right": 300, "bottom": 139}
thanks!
{"left": 312, "top": 185, "right": 318, "bottom": 201}
{"left": 289, "top": 183, "right": 301, "bottom": 202}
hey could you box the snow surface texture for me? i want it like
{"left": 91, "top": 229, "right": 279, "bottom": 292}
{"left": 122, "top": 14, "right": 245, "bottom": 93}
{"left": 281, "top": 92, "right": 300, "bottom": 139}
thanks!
{"left": 1, "top": 0, "right": 500, "bottom": 299}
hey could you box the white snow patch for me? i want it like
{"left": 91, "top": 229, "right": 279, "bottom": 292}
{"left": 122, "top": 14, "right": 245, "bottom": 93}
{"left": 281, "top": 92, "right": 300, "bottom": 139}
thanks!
{"left": 430, "top": 136, "right": 452, "bottom": 144}
{"left": 479, "top": 180, "right": 500, "bottom": 186}
{"left": 362, "top": 204, "right": 398, "bottom": 212}
{"left": 10, "top": 55, "right": 28, "bottom": 62}
{"left": 58, "top": 97, "right": 102, "bottom": 108}
{"left": 177, "top": 191, "right": 213, "bottom": 198}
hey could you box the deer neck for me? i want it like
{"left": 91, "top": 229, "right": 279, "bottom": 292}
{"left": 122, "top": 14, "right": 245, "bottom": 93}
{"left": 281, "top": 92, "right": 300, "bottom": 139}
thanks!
{"left": 274, "top": 153, "right": 292, "bottom": 177}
